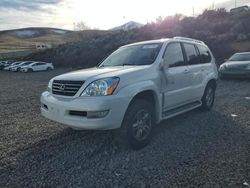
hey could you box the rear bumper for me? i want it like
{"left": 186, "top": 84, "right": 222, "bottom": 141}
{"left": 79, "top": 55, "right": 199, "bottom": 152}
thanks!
{"left": 40, "top": 91, "right": 130, "bottom": 130}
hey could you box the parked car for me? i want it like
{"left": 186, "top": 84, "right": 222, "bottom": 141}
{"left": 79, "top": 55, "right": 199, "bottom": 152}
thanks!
{"left": 219, "top": 52, "right": 250, "bottom": 79}
{"left": 20, "top": 62, "right": 54, "bottom": 72}
{"left": 10, "top": 61, "right": 34, "bottom": 72}
{"left": 0, "top": 61, "right": 10, "bottom": 70}
{"left": 3, "top": 61, "right": 23, "bottom": 71}
{"left": 41, "top": 37, "right": 218, "bottom": 149}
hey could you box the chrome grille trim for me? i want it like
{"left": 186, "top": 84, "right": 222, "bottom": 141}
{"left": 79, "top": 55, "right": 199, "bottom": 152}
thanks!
{"left": 52, "top": 80, "right": 84, "bottom": 96}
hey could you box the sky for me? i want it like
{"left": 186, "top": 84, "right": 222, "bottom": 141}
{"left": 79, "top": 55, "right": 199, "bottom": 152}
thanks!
{"left": 0, "top": 0, "right": 250, "bottom": 31}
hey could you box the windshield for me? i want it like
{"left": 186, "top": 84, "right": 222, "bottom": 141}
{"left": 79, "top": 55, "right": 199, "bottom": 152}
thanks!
{"left": 228, "top": 53, "right": 250, "bottom": 61}
{"left": 99, "top": 43, "right": 163, "bottom": 67}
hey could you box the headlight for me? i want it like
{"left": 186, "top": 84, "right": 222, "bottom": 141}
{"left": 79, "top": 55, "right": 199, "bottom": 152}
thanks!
{"left": 219, "top": 64, "right": 226, "bottom": 71}
{"left": 47, "top": 79, "right": 53, "bottom": 92}
{"left": 81, "top": 77, "right": 119, "bottom": 96}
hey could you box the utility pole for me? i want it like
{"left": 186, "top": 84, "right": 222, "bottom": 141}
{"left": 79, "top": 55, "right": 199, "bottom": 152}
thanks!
{"left": 235, "top": 0, "right": 237, "bottom": 8}
{"left": 192, "top": 7, "right": 195, "bottom": 17}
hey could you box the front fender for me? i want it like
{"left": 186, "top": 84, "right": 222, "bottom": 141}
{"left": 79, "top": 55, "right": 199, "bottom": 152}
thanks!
{"left": 117, "top": 80, "right": 162, "bottom": 123}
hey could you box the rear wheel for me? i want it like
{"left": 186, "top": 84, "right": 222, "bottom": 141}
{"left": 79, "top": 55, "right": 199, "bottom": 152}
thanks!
{"left": 120, "top": 99, "right": 155, "bottom": 150}
{"left": 200, "top": 82, "right": 215, "bottom": 111}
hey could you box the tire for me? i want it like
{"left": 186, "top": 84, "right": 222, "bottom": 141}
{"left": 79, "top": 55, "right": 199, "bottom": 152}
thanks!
{"left": 46, "top": 67, "right": 52, "bottom": 71}
{"left": 200, "top": 82, "right": 215, "bottom": 111}
{"left": 27, "top": 68, "right": 33, "bottom": 73}
{"left": 119, "top": 99, "right": 155, "bottom": 150}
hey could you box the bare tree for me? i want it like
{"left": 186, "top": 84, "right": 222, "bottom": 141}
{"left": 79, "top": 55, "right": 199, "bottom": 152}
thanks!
{"left": 73, "top": 21, "right": 91, "bottom": 31}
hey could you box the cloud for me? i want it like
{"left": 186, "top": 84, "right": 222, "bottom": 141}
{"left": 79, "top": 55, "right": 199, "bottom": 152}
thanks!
{"left": 0, "top": 0, "right": 73, "bottom": 30}
{"left": 215, "top": 0, "right": 250, "bottom": 9}
{"left": 0, "top": 0, "right": 63, "bottom": 11}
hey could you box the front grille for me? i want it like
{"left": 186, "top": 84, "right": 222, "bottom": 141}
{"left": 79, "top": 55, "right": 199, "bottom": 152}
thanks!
{"left": 52, "top": 80, "right": 84, "bottom": 96}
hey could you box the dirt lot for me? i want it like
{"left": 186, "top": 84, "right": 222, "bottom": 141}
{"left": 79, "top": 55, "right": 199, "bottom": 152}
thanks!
{"left": 0, "top": 69, "right": 249, "bottom": 187}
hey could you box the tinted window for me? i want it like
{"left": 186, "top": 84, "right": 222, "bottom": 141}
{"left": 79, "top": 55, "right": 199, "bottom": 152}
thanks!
{"left": 197, "top": 45, "right": 211, "bottom": 63}
{"left": 163, "top": 43, "right": 185, "bottom": 68}
{"left": 183, "top": 43, "right": 200, "bottom": 65}
{"left": 37, "top": 63, "right": 44, "bottom": 65}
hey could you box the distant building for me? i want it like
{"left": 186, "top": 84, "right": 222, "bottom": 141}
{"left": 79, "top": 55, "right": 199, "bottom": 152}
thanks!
{"left": 230, "top": 6, "right": 249, "bottom": 14}
{"left": 36, "top": 43, "right": 52, "bottom": 50}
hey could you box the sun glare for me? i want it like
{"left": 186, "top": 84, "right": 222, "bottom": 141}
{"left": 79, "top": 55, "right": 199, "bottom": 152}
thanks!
{"left": 71, "top": 0, "right": 218, "bottom": 29}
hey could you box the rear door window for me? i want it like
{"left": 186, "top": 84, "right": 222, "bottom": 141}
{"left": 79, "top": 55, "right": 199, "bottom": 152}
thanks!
{"left": 197, "top": 45, "right": 212, "bottom": 64}
{"left": 183, "top": 43, "right": 200, "bottom": 65}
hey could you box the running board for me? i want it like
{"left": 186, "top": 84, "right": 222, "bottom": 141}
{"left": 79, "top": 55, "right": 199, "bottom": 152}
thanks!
{"left": 162, "top": 101, "right": 201, "bottom": 119}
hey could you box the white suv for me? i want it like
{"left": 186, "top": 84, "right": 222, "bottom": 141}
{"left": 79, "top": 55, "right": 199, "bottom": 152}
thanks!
{"left": 41, "top": 37, "right": 218, "bottom": 149}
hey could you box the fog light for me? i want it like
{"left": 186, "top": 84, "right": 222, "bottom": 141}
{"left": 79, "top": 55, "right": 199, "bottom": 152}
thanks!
{"left": 87, "top": 110, "right": 109, "bottom": 118}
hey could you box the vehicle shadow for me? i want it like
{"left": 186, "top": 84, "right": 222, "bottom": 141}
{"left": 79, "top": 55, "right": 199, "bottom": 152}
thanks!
{"left": 1, "top": 109, "right": 249, "bottom": 187}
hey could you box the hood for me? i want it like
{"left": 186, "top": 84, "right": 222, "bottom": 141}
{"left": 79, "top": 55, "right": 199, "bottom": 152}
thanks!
{"left": 220, "top": 61, "right": 250, "bottom": 70}
{"left": 53, "top": 66, "right": 149, "bottom": 81}
{"left": 223, "top": 61, "right": 250, "bottom": 67}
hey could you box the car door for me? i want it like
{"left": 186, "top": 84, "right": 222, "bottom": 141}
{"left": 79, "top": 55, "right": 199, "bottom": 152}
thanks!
{"left": 35, "top": 63, "right": 44, "bottom": 71}
{"left": 39, "top": 63, "right": 45, "bottom": 71}
{"left": 183, "top": 43, "right": 211, "bottom": 100}
{"left": 32, "top": 63, "right": 38, "bottom": 71}
{"left": 162, "top": 42, "right": 190, "bottom": 110}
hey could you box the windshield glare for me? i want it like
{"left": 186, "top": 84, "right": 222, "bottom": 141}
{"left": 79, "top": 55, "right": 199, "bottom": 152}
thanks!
{"left": 228, "top": 53, "right": 250, "bottom": 61}
{"left": 99, "top": 43, "right": 163, "bottom": 67}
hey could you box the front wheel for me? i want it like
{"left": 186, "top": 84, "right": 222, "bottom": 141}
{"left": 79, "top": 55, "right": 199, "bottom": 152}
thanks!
{"left": 121, "top": 99, "right": 155, "bottom": 150}
{"left": 200, "top": 82, "right": 215, "bottom": 111}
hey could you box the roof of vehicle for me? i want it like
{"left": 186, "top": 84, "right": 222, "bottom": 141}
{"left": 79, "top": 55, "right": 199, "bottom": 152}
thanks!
{"left": 122, "top": 37, "right": 207, "bottom": 48}
{"left": 123, "top": 39, "right": 169, "bottom": 47}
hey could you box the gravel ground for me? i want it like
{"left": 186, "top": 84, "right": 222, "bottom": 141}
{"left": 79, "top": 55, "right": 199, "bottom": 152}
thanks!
{"left": 0, "top": 69, "right": 249, "bottom": 188}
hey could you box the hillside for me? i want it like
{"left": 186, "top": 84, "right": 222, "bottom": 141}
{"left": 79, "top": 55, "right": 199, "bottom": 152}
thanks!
{"left": 4, "top": 9, "right": 250, "bottom": 67}
{"left": 110, "top": 21, "right": 144, "bottom": 31}
{"left": 0, "top": 27, "right": 108, "bottom": 60}
{"left": 0, "top": 28, "right": 70, "bottom": 53}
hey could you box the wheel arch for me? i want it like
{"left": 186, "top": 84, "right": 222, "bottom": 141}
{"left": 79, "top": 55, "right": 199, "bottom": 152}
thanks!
{"left": 206, "top": 78, "right": 217, "bottom": 89}
{"left": 126, "top": 89, "right": 161, "bottom": 124}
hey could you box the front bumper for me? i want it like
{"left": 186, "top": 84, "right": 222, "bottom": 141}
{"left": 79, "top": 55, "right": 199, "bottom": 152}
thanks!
{"left": 219, "top": 70, "right": 250, "bottom": 78}
{"left": 40, "top": 91, "right": 130, "bottom": 130}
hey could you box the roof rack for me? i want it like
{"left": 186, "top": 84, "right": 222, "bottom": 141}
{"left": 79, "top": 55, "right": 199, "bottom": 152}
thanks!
{"left": 173, "top": 37, "right": 205, "bottom": 45}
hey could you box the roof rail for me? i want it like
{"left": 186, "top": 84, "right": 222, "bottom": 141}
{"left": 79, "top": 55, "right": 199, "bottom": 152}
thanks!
{"left": 173, "top": 36, "right": 205, "bottom": 45}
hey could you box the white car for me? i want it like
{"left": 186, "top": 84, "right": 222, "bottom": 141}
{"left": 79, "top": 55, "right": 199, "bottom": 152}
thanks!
{"left": 20, "top": 62, "right": 54, "bottom": 72}
{"left": 10, "top": 61, "right": 34, "bottom": 72}
{"left": 3, "top": 62, "right": 23, "bottom": 71}
{"left": 41, "top": 37, "right": 218, "bottom": 149}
